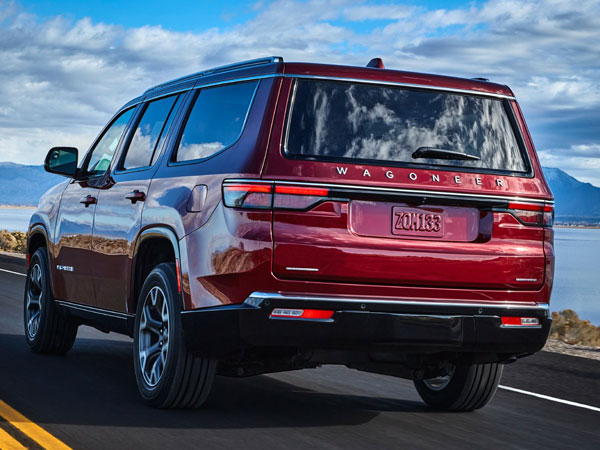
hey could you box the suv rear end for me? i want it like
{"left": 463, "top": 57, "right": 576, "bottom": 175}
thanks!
{"left": 183, "top": 60, "right": 554, "bottom": 410}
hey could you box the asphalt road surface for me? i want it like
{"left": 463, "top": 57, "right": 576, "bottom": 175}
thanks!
{"left": 1, "top": 254, "right": 598, "bottom": 450}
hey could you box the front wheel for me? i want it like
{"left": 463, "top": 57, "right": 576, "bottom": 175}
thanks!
{"left": 24, "top": 247, "right": 78, "bottom": 354}
{"left": 133, "top": 263, "right": 216, "bottom": 408}
{"left": 413, "top": 362, "right": 503, "bottom": 411}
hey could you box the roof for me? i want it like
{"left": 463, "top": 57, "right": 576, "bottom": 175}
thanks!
{"left": 141, "top": 56, "right": 514, "bottom": 100}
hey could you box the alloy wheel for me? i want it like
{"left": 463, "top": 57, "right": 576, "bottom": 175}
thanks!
{"left": 138, "top": 286, "right": 170, "bottom": 387}
{"left": 423, "top": 365, "right": 456, "bottom": 391}
{"left": 25, "top": 263, "right": 43, "bottom": 339}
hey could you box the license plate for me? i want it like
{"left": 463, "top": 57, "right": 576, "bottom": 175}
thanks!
{"left": 392, "top": 206, "right": 444, "bottom": 238}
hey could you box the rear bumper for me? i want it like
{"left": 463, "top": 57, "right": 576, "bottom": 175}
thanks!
{"left": 181, "top": 292, "right": 551, "bottom": 359}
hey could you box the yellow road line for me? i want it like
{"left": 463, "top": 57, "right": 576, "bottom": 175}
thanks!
{"left": 0, "top": 427, "right": 27, "bottom": 450}
{"left": 0, "top": 400, "right": 73, "bottom": 450}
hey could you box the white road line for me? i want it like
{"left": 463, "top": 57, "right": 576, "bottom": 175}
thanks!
{"left": 499, "top": 385, "right": 600, "bottom": 412}
{"left": 0, "top": 268, "right": 26, "bottom": 277}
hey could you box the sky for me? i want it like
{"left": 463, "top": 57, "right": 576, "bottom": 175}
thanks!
{"left": 0, "top": 0, "right": 599, "bottom": 186}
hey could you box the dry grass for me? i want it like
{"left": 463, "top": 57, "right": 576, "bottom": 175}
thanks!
{"left": 0, "top": 230, "right": 26, "bottom": 253}
{"left": 550, "top": 309, "right": 600, "bottom": 347}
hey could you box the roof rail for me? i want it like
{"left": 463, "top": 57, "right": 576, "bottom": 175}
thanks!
{"left": 201, "top": 56, "right": 283, "bottom": 75}
{"left": 144, "top": 56, "right": 283, "bottom": 95}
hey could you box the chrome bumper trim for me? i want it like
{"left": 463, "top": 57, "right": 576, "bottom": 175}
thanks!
{"left": 246, "top": 292, "right": 549, "bottom": 311}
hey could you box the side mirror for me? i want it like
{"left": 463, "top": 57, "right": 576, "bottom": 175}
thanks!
{"left": 44, "top": 147, "right": 79, "bottom": 178}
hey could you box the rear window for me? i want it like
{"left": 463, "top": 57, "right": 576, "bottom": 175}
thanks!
{"left": 284, "top": 79, "right": 529, "bottom": 174}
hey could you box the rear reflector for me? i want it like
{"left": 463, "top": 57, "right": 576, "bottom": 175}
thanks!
{"left": 270, "top": 308, "right": 334, "bottom": 320}
{"left": 501, "top": 316, "right": 540, "bottom": 327}
{"left": 175, "top": 259, "right": 182, "bottom": 293}
{"left": 508, "top": 202, "right": 553, "bottom": 227}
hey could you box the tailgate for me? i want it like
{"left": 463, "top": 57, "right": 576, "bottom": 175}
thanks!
{"left": 272, "top": 185, "right": 546, "bottom": 290}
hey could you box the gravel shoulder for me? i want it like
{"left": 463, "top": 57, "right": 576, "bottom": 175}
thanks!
{"left": 543, "top": 339, "right": 600, "bottom": 361}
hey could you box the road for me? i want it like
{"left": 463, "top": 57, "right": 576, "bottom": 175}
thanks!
{"left": 0, "top": 254, "right": 598, "bottom": 449}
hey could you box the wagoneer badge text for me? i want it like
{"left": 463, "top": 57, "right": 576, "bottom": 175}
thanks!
{"left": 336, "top": 167, "right": 505, "bottom": 186}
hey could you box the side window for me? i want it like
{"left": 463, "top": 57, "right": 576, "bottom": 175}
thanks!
{"left": 174, "top": 81, "right": 258, "bottom": 162}
{"left": 122, "top": 94, "right": 181, "bottom": 170}
{"left": 86, "top": 108, "right": 134, "bottom": 178}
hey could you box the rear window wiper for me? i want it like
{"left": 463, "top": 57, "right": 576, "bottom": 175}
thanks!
{"left": 412, "top": 147, "right": 480, "bottom": 161}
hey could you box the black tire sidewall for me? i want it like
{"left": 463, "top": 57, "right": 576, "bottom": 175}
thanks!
{"left": 414, "top": 363, "right": 502, "bottom": 411}
{"left": 24, "top": 248, "right": 53, "bottom": 350}
{"left": 414, "top": 364, "right": 473, "bottom": 410}
{"left": 133, "top": 264, "right": 185, "bottom": 405}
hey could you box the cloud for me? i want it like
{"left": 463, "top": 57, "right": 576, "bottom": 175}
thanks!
{"left": 342, "top": 5, "right": 415, "bottom": 21}
{"left": 539, "top": 144, "right": 600, "bottom": 186}
{"left": 0, "top": 0, "right": 598, "bottom": 186}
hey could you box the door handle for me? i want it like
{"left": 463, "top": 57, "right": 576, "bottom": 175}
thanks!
{"left": 80, "top": 195, "right": 97, "bottom": 207}
{"left": 125, "top": 190, "right": 146, "bottom": 204}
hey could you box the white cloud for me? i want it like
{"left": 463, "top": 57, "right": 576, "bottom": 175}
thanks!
{"left": 0, "top": 0, "right": 598, "bottom": 185}
{"left": 342, "top": 5, "right": 414, "bottom": 21}
{"left": 539, "top": 145, "right": 600, "bottom": 187}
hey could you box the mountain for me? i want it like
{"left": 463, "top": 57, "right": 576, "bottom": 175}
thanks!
{"left": 0, "top": 162, "right": 63, "bottom": 207}
{"left": 0, "top": 162, "right": 598, "bottom": 223}
{"left": 542, "top": 167, "right": 600, "bottom": 224}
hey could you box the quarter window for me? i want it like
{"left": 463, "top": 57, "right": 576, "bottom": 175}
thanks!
{"left": 174, "top": 81, "right": 258, "bottom": 163}
{"left": 122, "top": 95, "right": 180, "bottom": 170}
{"left": 86, "top": 108, "right": 134, "bottom": 178}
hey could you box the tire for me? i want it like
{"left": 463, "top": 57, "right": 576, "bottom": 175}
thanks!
{"left": 133, "top": 263, "right": 216, "bottom": 408}
{"left": 413, "top": 362, "right": 503, "bottom": 411}
{"left": 24, "top": 247, "right": 78, "bottom": 354}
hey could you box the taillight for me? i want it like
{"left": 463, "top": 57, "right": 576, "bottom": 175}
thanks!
{"left": 508, "top": 202, "right": 553, "bottom": 227}
{"left": 223, "top": 183, "right": 273, "bottom": 209}
{"left": 274, "top": 185, "right": 329, "bottom": 210}
{"left": 223, "top": 181, "right": 330, "bottom": 211}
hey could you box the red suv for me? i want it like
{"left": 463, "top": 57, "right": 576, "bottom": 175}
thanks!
{"left": 25, "top": 57, "right": 554, "bottom": 411}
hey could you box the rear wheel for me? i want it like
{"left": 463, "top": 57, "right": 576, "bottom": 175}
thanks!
{"left": 414, "top": 362, "right": 503, "bottom": 411}
{"left": 24, "top": 247, "right": 78, "bottom": 354}
{"left": 133, "top": 263, "right": 216, "bottom": 408}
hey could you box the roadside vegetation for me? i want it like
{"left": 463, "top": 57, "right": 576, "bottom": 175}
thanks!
{"left": 0, "top": 230, "right": 26, "bottom": 253}
{"left": 550, "top": 310, "right": 600, "bottom": 347}
{"left": 2, "top": 229, "right": 599, "bottom": 347}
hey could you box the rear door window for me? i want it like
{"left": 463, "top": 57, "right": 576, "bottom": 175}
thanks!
{"left": 285, "top": 79, "right": 529, "bottom": 175}
{"left": 173, "top": 81, "right": 258, "bottom": 163}
{"left": 121, "top": 94, "right": 181, "bottom": 170}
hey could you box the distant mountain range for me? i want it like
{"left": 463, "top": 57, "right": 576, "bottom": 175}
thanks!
{"left": 0, "top": 162, "right": 63, "bottom": 207}
{"left": 1, "top": 162, "right": 599, "bottom": 224}
{"left": 543, "top": 167, "right": 600, "bottom": 224}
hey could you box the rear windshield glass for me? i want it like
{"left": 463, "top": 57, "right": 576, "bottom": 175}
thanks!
{"left": 285, "top": 79, "right": 529, "bottom": 174}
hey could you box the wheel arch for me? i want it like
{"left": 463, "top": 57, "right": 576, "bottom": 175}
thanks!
{"left": 27, "top": 224, "right": 55, "bottom": 296}
{"left": 130, "top": 226, "right": 182, "bottom": 314}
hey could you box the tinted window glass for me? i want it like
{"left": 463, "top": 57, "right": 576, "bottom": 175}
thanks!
{"left": 175, "top": 81, "right": 258, "bottom": 162}
{"left": 87, "top": 108, "right": 134, "bottom": 177}
{"left": 152, "top": 95, "right": 184, "bottom": 166}
{"left": 286, "top": 80, "right": 528, "bottom": 173}
{"left": 122, "top": 95, "right": 179, "bottom": 170}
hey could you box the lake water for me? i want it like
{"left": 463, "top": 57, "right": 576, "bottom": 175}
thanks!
{"left": 551, "top": 227, "right": 600, "bottom": 325}
{"left": 1, "top": 207, "right": 598, "bottom": 324}
{"left": 0, "top": 207, "right": 35, "bottom": 232}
